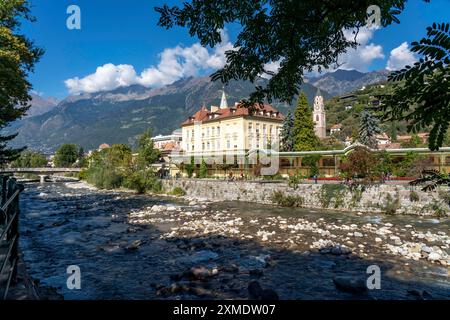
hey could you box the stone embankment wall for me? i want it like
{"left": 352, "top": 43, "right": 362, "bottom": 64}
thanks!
{"left": 161, "top": 179, "right": 450, "bottom": 216}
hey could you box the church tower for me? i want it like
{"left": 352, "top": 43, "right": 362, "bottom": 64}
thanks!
{"left": 313, "top": 88, "right": 326, "bottom": 139}
{"left": 220, "top": 88, "right": 228, "bottom": 109}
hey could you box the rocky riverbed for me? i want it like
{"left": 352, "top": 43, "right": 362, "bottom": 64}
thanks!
{"left": 18, "top": 181, "right": 450, "bottom": 300}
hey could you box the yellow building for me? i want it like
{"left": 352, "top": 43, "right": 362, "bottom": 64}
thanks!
{"left": 181, "top": 91, "right": 284, "bottom": 158}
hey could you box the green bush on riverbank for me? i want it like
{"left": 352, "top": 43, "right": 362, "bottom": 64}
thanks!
{"left": 79, "top": 129, "right": 162, "bottom": 194}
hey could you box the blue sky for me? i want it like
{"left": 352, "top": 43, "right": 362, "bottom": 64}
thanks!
{"left": 22, "top": 0, "right": 449, "bottom": 99}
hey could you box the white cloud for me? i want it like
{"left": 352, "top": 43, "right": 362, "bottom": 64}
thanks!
{"left": 386, "top": 42, "right": 417, "bottom": 71}
{"left": 65, "top": 30, "right": 234, "bottom": 95}
{"left": 337, "top": 26, "right": 385, "bottom": 71}
{"left": 304, "top": 26, "right": 385, "bottom": 78}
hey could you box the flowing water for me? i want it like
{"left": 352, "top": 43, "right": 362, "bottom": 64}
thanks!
{"left": 18, "top": 182, "right": 450, "bottom": 300}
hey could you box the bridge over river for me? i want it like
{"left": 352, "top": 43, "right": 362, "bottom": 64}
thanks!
{"left": 0, "top": 168, "right": 81, "bottom": 183}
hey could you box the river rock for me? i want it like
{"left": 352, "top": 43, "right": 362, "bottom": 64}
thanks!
{"left": 184, "top": 266, "right": 212, "bottom": 280}
{"left": 333, "top": 276, "right": 368, "bottom": 295}
{"left": 125, "top": 240, "right": 142, "bottom": 251}
{"left": 248, "top": 281, "right": 263, "bottom": 299}
{"left": 421, "top": 245, "right": 432, "bottom": 254}
{"left": 353, "top": 232, "right": 363, "bottom": 237}
{"left": 427, "top": 252, "right": 441, "bottom": 261}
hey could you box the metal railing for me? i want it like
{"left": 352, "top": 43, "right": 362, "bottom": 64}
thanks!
{"left": 0, "top": 176, "right": 24, "bottom": 300}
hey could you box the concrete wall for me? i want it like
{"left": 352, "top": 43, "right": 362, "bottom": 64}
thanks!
{"left": 161, "top": 179, "right": 450, "bottom": 216}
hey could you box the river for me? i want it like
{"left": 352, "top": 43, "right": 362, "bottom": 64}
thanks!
{"left": 18, "top": 181, "right": 449, "bottom": 300}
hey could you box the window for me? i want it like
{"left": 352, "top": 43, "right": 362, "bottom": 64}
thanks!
{"left": 227, "top": 140, "right": 231, "bottom": 149}
{"left": 207, "top": 142, "right": 210, "bottom": 150}
{"left": 217, "top": 141, "right": 220, "bottom": 150}
{"left": 316, "top": 115, "right": 319, "bottom": 122}
{"left": 263, "top": 124, "right": 266, "bottom": 134}
{"left": 191, "top": 144, "right": 194, "bottom": 151}
{"left": 202, "top": 143, "right": 205, "bottom": 150}
{"left": 207, "top": 128, "right": 210, "bottom": 137}
{"left": 212, "top": 127, "right": 215, "bottom": 136}
{"left": 217, "top": 126, "right": 220, "bottom": 135}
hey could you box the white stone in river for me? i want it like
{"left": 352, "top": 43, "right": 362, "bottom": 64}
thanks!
{"left": 375, "top": 237, "right": 382, "bottom": 243}
{"left": 353, "top": 232, "right": 363, "bottom": 237}
{"left": 428, "top": 252, "right": 441, "bottom": 261}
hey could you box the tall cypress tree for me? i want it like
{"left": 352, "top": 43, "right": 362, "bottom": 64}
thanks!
{"left": 280, "top": 110, "right": 294, "bottom": 151}
{"left": 292, "top": 92, "right": 320, "bottom": 151}
{"left": 0, "top": 0, "right": 43, "bottom": 166}
{"left": 359, "top": 110, "right": 382, "bottom": 149}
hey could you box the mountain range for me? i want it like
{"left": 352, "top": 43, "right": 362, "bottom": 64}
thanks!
{"left": 25, "top": 93, "right": 59, "bottom": 118}
{"left": 306, "top": 69, "right": 390, "bottom": 96}
{"left": 6, "top": 69, "right": 389, "bottom": 153}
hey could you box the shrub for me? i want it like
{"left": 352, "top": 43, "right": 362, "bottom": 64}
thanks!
{"left": 170, "top": 186, "right": 186, "bottom": 196}
{"left": 319, "top": 184, "right": 347, "bottom": 208}
{"left": 288, "top": 171, "right": 304, "bottom": 190}
{"left": 381, "top": 193, "right": 400, "bottom": 215}
{"left": 438, "top": 191, "right": 450, "bottom": 206}
{"left": 270, "top": 191, "right": 303, "bottom": 207}
{"left": 409, "top": 190, "right": 420, "bottom": 202}
{"left": 199, "top": 159, "right": 208, "bottom": 178}
{"left": 123, "top": 170, "right": 161, "bottom": 194}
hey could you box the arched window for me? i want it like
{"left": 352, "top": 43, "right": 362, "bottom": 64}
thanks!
{"left": 316, "top": 115, "right": 319, "bottom": 122}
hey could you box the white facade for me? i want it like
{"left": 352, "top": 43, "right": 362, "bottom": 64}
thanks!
{"left": 152, "top": 129, "right": 182, "bottom": 150}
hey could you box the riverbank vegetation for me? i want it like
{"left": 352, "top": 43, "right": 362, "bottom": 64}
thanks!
{"left": 10, "top": 150, "right": 47, "bottom": 168}
{"left": 79, "top": 129, "right": 162, "bottom": 193}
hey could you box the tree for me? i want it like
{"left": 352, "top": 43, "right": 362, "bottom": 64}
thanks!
{"left": 185, "top": 156, "right": 195, "bottom": 178}
{"left": 280, "top": 110, "right": 294, "bottom": 151}
{"left": 381, "top": 22, "right": 450, "bottom": 151}
{"left": 199, "top": 159, "right": 208, "bottom": 178}
{"left": 0, "top": 0, "right": 43, "bottom": 165}
{"left": 401, "top": 133, "right": 422, "bottom": 148}
{"left": 11, "top": 150, "right": 47, "bottom": 168}
{"left": 135, "top": 129, "right": 160, "bottom": 169}
{"left": 155, "top": 1, "right": 428, "bottom": 105}
{"left": 339, "top": 147, "right": 377, "bottom": 181}
{"left": 54, "top": 144, "right": 79, "bottom": 167}
{"left": 301, "top": 154, "right": 321, "bottom": 177}
{"left": 359, "top": 110, "right": 382, "bottom": 149}
{"left": 292, "top": 92, "right": 320, "bottom": 151}
{"left": 321, "top": 136, "right": 345, "bottom": 150}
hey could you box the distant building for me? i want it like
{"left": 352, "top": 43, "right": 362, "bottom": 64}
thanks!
{"left": 181, "top": 89, "right": 284, "bottom": 156}
{"left": 344, "top": 136, "right": 353, "bottom": 147}
{"left": 151, "top": 129, "right": 182, "bottom": 152}
{"left": 313, "top": 89, "right": 326, "bottom": 139}
{"left": 397, "top": 133, "right": 429, "bottom": 144}
{"left": 330, "top": 124, "right": 342, "bottom": 135}
{"left": 375, "top": 133, "right": 391, "bottom": 146}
